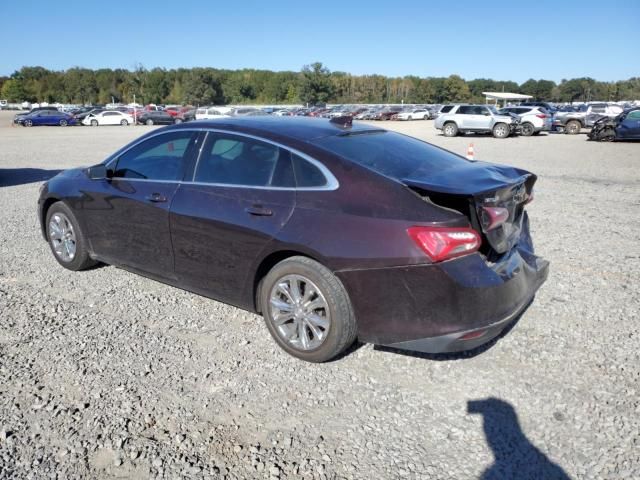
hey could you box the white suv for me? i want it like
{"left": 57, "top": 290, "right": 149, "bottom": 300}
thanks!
{"left": 434, "top": 105, "right": 519, "bottom": 138}
{"left": 499, "top": 106, "right": 552, "bottom": 136}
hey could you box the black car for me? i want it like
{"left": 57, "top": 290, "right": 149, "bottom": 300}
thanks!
{"left": 37, "top": 117, "right": 548, "bottom": 362}
{"left": 137, "top": 110, "right": 176, "bottom": 125}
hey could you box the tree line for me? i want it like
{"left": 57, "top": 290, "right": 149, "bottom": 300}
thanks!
{"left": 1, "top": 63, "right": 638, "bottom": 106}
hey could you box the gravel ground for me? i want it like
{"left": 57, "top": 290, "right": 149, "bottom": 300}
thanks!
{"left": 0, "top": 111, "right": 639, "bottom": 479}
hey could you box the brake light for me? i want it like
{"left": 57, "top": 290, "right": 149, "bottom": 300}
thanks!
{"left": 536, "top": 114, "right": 547, "bottom": 119}
{"left": 480, "top": 207, "right": 509, "bottom": 231}
{"left": 408, "top": 226, "right": 481, "bottom": 262}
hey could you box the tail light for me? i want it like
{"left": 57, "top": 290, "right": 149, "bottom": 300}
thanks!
{"left": 480, "top": 207, "right": 509, "bottom": 231}
{"left": 408, "top": 226, "right": 481, "bottom": 263}
{"left": 536, "top": 114, "right": 547, "bottom": 119}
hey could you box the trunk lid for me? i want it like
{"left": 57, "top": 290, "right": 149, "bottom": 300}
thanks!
{"left": 403, "top": 161, "right": 536, "bottom": 257}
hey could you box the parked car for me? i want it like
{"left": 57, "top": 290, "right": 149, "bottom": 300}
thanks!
{"left": 499, "top": 106, "right": 552, "bottom": 136}
{"left": 373, "top": 106, "right": 403, "bottom": 120}
{"left": 195, "top": 107, "right": 230, "bottom": 120}
{"left": 13, "top": 106, "right": 59, "bottom": 124}
{"left": 83, "top": 111, "right": 133, "bottom": 126}
{"left": 37, "top": 117, "right": 548, "bottom": 362}
{"left": 435, "top": 105, "right": 457, "bottom": 117}
{"left": 553, "top": 103, "right": 624, "bottom": 134}
{"left": 75, "top": 108, "right": 106, "bottom": 123}
{"left": 17, "top": 110, "right": 77, "bottom": 127}
{"left": 520, "top": 102, "right": 557, "bottom": 114}
{"left": 273, "top": 110, "right": 294, "bottom": 116}
{"left": 137, "top": 111, "right": 176, "bottom": 125}
{"left": 434, "top": 105, "right": 519, "bottom": 138}
{"left": 163, "top": 107, "right": 181, "bottom": 117}
{"left": 230, "top": 107, "right": 267, "bottom": 116}
{"left": 395, "top": 109, "right": 431, "bottom": 121}
{"left": 588, "top": 108, "right": 640, "bottom": 141}
{"left": 175, "top": 108, "right": 197, "bottom": 123}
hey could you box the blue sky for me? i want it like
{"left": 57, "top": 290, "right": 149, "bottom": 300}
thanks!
{"left": 1, "top": 0, "right": 638, "bottom": 82}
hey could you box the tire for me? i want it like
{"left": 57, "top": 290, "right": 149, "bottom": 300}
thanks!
{"left": 120, "top": 119, "right": 128, "bottom": 126}
{"left": 174, "top": 118, "right": 183, "bottom": 124}
{"left": 90, "top": 119, "right": 98, "bottom": 127}
{"left": 408, "top": 115, "right": 413, "bottom": 120}
{"left": 423, "top": 114, "right": 429, "bottom": 120}
{"left": 492, "top": 122, "right": 510, "bottom": 139}
{"left": 146, "top": 119, "right": 154, "bottom": 126}
{"left": 599, "top": 128, "right": 616, "bottom": 142}
{"left": 24, "top": 120, "right": 33, "bottom": 127}
{"left": 59, "top": 119, "right": 68, "bottom": 127}
{"left": 520, "top": 122, "right": 535, "bottom": 137}
{"left": 45, "top": 202, "right": 97, "bottom": 271}
{"left": 565, "top": 120, "right": 581, "bottom": 135}
{"left": 260, "top": 256, "right": 357, "bottom": 363}
{"left": 443, "top": 122, "right": 458, "bottom": 137}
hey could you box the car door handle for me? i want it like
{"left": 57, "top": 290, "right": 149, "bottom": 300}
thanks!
{"left": 145, "top": 193, "right": 167, "bottom": 203}
{"left": 245, "top": 205, "right": 273, "bottom": 216}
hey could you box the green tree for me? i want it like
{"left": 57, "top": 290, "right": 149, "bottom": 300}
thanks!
{"left": 298, "top": 62, "right": 334, "bottom": 105}
{"left": 1, "top": 79, "right": 26, "bottom": 102}
{"left": 183, "top": 68, "right": 224, "bottom": 105}
{"left": 443, "top": 75, "right": 471, "bottom": 102}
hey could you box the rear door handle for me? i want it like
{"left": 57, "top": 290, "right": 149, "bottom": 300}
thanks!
{"left": 245, "top": 205, "right": 273, "bottom": 216}
{"left": 145, "top": 193, "right": 167, "bottom": 203}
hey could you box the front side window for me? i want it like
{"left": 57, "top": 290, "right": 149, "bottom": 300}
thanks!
{"left": 113, "top": 131, "right": 196, "bottom": 181}
{"left": 626, "top": 110, "right": 640, "bottom": 120}
{"left": 193, "top": 133, "right": 294, "bottom": 187}
{"left": 457, "top": 106, "right": 473, "bottom": 115}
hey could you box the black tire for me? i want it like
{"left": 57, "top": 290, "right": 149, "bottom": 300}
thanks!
{"left": 24, "top": 119, "right": 33, "bottom": 127}
{"left": 120, "top": 119, "right": 128, "bottom": 126}
{"left": 520, "top": 122, "right": 535, "bottom": 137}
{"left": 599, "top": 128, "right": 616, "bottom": 142}
{"left": 260, "top": 256, "right": 357, "bottom": 363}
{"left": 492, "top": 122, "right": 510, "bottom": 139}
{"left": 59, "top": 119, "right": 68, "bottom": 127}
{"left": 90, "top": 119, "right": 98, "bottom": 127}
{"left": 565, "top": 120, "right": 581, "bottom": 135}
{"left": 45, "top": 202, "right": 97, "bottom": 271}
{"left": 146, "top": 119, "right": 154, "bottom": 126}
{"left": 442, "top": 122, "right": 458, "bottom": 137}
{"left": 174, "top": 118, "right": 183, "bottom": 124}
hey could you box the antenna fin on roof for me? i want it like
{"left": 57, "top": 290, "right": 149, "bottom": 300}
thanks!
{"left": 330, "top": 115, "right": 353, "bottom": 127}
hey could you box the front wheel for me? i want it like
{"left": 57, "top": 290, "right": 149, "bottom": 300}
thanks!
{"left": 24, "top": 119, "right": 33, "bottom": 127}
{"left": 120, "top": 119, "right": 128, "bottom": 126}
{"left": 599, "top": 128, "right": 616, "bottom": 142}
{"left": 492, "top": 123, "right": 510, "bottom": 138}
{"left": 174, "top": 118, "right": 183, "bottom": 124}
{"left": 90, "top": 119, "right": 98, "bottom": 126}
{"left": 260, "top": 256, "right": 357, "bottom": 363}
{"left": 146, "top": 119, "right": 154, "bottom": 126}
{"left": 443, "top": 122, "right": 458, "bottom": 137}
{"left": 59, "top": 119, "right": 68, "bottom": 127}
{"left": 45, "top": 202, "right": 97, "bottom": 271}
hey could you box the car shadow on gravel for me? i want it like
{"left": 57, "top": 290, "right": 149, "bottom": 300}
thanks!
{"left": 0, "top": 168, "right": 62, "bottom": 187}
{"left": 468, "top": 398, "right": 571, "bottom": 480}
{"left": 373, "top": 303, "right": 529, "bottom": 361}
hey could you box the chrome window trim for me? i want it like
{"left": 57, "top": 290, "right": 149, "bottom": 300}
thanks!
{"left": 106, "top": 127, "right": 339, "bottom": 192}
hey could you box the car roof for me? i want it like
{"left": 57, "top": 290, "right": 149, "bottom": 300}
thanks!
{"left": 170, "top": 116, "right": 384, "bottom": 142}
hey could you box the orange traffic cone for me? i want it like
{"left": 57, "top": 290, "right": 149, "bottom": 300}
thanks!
{"left": 466, "top": 143, "right": 475, "bottom": 160}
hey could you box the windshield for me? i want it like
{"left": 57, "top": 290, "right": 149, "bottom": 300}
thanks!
{"left": 316, "top": 131, "right": 469, "bottom": 180}
{"left": 487, "top": 106, "right": 499, "bottom": 115}
{"left": 577, "top": 105, "right": 588, "bottom": 112}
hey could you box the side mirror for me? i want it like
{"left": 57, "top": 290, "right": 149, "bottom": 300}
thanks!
{"left": 87, "top": 164, "right": 108, "bottom": 180}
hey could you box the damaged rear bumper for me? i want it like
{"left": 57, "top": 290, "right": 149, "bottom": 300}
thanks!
{"left": 336, "top": 243, "right": 549, "bottom": 355}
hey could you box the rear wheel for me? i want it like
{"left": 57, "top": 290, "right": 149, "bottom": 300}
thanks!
{"left": 59, "top": 119, "right": 68, "bottom": 127}
{"left": 120, "top": 119, "right": 128, "bottom": 126}
{"left": 520, "top": 122, "right": 535, "bottom": 136}
{"left": 565, "top": 120, "right": 581, "bottom": 135}
{"left": 443, "top": 122, "right": 458, "bottom": 137}
{"left": 90, "top": 119, "right": 98, "bottom": 126}
{"left": 260, "top": 256, "right": 357, "bottom": 363}
{"left": 45, "top": 202, "right": 96, "bottom": 271}
{"left": 492, "top": 123, "right": 510, "bottom": 138}
{"left": 146, "top": 119, "right": 154, "bottom": 126}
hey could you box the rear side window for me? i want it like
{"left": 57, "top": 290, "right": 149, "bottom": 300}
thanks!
{"left": 114, "top": 131, "right": 196, "bottom": 181}
{"left": 440, "top": 105, "right": 454, "bottom": 113}
{"left": 292, "top": 154, "right": 327, "bottom": 187}
{"left": 194, "top": 133, "right": 294, "bottom": 187}
{"left": 316, "top": 131, "right": 469, "bottom": 180}
{"left": 457, "top": 106, "right": 473, "bottom": 114}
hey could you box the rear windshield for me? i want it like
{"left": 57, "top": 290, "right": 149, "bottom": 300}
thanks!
{"left": 316, "top": 131, "right": 469, "bottom": 179}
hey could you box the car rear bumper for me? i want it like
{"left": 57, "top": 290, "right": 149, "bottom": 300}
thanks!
{"left": 336, "top": 235, "right": 549, "bottom": 354}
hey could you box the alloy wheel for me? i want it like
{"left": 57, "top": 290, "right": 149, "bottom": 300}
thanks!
{"left": 49, "top": 213, "right": 76, "bottom": 263}
{"left": 269, "top": 274, "right": 331, "bottom": 351}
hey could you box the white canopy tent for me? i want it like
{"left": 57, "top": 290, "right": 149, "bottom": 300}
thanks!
{"left": 483, "top": 92, "right": 532, "bottom": 107}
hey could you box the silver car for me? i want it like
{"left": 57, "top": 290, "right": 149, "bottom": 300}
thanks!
{"left": 434, "top": 105, "right": 519, "bottom": 138}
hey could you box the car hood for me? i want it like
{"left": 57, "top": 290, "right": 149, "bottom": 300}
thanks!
{"left": 402, "top": 160, "right": 533, "bottom": 196}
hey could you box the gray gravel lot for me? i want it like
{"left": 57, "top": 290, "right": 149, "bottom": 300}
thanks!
{"left": 1, "top": 111, "right": 639, "bottom": 479}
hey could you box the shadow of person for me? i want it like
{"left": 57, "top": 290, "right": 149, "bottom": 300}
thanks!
{"left": 468, "top": 398, "right": 571, "bottom": 480}
{"left": 0, "top": 168, "right": 62, "bottom": 187}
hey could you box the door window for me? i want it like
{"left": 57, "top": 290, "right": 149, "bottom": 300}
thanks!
{"left": 292, "top": 154, "right": 327, "bottom": 187}
{"left": 113, "top": 131, "right": 196, "bottom": 181}
{"left": 193, "top": 133, "right": 294, "bottom": 187}
{"left": 457, "top": 106, "right": 473, "bottom": 115}
{"left": 626, "top": 110, "right": 640, "bottom": 120}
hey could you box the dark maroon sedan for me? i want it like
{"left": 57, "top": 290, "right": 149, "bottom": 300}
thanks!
{"left": 37, "top": 117, "right": 548, "bottom": 362}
